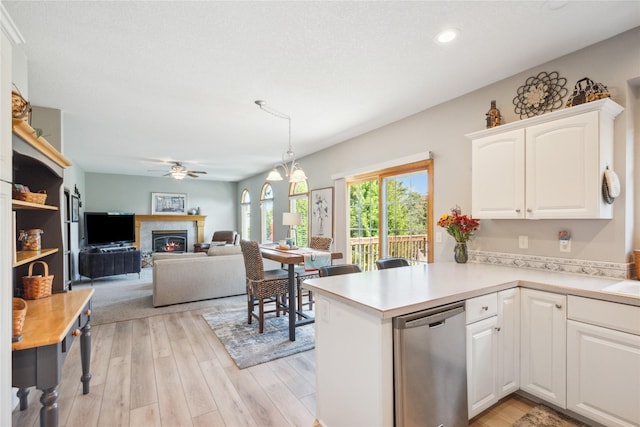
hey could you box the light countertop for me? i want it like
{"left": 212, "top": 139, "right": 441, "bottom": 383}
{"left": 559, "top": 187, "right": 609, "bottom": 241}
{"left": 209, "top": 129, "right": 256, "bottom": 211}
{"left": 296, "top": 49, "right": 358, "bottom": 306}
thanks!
{"left": 303, "top": 262, "right": 640, "bottom": 319}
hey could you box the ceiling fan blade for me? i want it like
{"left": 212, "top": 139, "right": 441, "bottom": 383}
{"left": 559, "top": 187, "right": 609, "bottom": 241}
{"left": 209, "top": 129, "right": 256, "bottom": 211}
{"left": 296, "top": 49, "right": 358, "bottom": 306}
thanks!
{"left": 188, "top": 170, "right": 207, "bottom": 174}
{"left": 187, "top": 172, "right": 200, "bottom": 178}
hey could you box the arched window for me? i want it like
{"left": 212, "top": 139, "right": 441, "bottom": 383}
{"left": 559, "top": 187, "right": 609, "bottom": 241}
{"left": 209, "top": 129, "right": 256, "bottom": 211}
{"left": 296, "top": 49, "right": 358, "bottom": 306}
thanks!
{"left": 289, "top": 180, "right": 309, "bottom": 247}
{"left": 260, "top": 183, "right": 274, "bottom": 243}
{"left": 240, "top": 189, "right": 251, "bottom": 241}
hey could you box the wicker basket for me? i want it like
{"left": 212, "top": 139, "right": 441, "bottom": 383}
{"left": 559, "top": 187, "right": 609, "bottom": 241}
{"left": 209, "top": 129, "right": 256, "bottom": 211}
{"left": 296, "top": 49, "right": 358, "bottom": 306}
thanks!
{"left": 11, "top": 84, "right": 31, "bottom": 121}
{"left": 22, "top": 261, "right": 53, "bottom": 300}
{"left": 13, "top": 298, "right": 27, "bottom": 341}
{"left": 12, "top": 190, "right": 47, "bottom": 205}
{"left": 634, "top": 249, "right": 640, "bottom": 280}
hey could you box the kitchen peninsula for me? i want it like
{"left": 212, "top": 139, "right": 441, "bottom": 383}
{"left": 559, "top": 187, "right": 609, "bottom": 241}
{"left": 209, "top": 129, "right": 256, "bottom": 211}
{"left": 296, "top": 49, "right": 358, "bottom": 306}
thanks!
{"left": 303, "top": 262, "right": 640, "bottom": 427}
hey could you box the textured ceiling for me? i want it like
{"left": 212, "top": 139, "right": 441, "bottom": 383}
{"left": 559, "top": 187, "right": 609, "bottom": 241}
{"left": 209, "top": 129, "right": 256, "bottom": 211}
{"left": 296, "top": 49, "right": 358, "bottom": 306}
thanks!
{"left": 4, "top": 1, "right": 640, "bottom": 181}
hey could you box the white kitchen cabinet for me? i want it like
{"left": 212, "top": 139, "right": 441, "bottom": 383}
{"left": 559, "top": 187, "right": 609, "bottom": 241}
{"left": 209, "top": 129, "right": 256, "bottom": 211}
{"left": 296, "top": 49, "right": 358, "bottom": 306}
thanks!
{"left": 466, "top": 289, "right": 519, "bottom": 419}
{"left": 467, "top": 315, "right": 498, "bottom": 418}
{"left": 567, "top": 296, "right": 640, "bottom": 427}
{"left": 496, "top": 288, "right": 520, "bottom": 397}
{"left": 520, "top": 288, "right": 566, "bottom": 408}
{"left": 468, "top": 98, "right": 623, "bottom": 219}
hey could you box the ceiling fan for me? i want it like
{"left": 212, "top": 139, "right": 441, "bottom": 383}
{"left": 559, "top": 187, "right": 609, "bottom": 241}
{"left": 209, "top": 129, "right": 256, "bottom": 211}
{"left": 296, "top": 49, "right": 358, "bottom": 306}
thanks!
{"left": 163, "top": 162, "right": 207, "bottom": 180}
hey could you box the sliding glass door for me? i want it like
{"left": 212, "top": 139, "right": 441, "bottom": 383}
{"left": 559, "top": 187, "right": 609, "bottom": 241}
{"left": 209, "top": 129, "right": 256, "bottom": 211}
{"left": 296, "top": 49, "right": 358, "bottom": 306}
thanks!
{"left": 349, "top": 160, "right": 432, "bottom": 271}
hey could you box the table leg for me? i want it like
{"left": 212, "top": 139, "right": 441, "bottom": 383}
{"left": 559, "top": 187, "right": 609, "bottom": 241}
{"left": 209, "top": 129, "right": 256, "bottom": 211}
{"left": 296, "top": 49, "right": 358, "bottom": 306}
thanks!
{"left": 39, "top": 387, "right": 58, "bottom": 427}
{"left": 80, "top": 321, "right": 92, "bottom": 394}
{"left": 18, "top": 387, "right": 29, "bottom": 410}
{"left": 288, "top": 263, "right": 296, "bottom": 341}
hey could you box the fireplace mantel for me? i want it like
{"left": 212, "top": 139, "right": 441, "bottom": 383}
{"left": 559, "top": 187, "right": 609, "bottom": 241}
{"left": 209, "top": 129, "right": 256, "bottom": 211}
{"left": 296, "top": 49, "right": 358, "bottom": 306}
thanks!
{"left": 134, "top": 215, "right": 206, "bottom": 250}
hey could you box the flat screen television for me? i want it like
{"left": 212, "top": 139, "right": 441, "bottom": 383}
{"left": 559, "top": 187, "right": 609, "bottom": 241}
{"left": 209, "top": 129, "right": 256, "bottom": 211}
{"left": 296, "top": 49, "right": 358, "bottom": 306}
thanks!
{"left": 84, "top": 212, "right": 136, "bottom": 247}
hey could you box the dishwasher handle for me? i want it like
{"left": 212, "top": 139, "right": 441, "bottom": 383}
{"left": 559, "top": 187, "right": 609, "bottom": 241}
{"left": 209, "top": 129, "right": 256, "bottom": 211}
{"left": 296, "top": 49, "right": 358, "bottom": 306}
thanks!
{"left": 394, "top": 302, "right": 465, "bottom": 330}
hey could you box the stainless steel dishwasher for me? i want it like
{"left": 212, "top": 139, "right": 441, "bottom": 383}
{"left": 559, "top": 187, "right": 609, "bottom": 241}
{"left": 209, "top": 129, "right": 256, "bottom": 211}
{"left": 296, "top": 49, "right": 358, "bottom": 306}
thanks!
{"left": 393, "top": 301, "right": 467, "bottom": 427}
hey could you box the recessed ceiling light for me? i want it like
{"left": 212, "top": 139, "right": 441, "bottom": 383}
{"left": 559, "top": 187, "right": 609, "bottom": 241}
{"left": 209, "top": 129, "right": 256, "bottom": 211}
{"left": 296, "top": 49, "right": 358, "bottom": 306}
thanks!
{"left": 435, "top": 28, "right": 459, "bottom": 44}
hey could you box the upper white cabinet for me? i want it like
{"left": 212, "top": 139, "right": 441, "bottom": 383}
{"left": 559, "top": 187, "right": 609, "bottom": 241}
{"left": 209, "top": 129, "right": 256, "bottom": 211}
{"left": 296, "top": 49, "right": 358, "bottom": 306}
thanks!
{"left": 468, "top": 99, "right": 624, "bottom": 219}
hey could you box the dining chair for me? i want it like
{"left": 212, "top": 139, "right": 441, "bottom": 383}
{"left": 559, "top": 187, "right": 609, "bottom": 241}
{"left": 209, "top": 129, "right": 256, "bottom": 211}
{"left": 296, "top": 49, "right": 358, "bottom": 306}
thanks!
{"left": 318, "top": 264, "right": 362, "bottom": 277}
{"left": 240, "top": 240, "right": 289, "bottom": 333}
{"left": 375, "top": 257, "right": 410, "bottom": 270}
{"left": 294, "top": 237, "right": 333, "bottom": 313}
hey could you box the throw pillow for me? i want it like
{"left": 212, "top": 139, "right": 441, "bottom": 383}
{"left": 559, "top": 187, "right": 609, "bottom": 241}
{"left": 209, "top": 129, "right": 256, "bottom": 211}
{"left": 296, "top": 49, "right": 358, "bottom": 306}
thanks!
{"left": 208, "top": 245, "right": 242, "bottom": 256}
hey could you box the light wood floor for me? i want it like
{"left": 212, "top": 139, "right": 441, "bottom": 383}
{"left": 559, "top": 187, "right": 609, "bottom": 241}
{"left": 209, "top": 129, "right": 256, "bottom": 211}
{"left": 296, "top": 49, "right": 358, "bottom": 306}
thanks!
{"left": 12, "top": 294, "right": 534, "bottom": 427}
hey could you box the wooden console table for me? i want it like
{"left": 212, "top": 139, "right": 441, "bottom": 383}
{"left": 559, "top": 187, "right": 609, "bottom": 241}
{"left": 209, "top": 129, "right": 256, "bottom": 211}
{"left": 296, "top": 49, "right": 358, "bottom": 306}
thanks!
{"left": 12, "top": 289, "right": 94, "bottom": 427}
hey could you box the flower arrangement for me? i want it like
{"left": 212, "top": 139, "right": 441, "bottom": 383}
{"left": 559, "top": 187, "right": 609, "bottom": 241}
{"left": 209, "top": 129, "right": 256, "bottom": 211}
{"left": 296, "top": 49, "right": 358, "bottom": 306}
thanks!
{"left": 437, "top": 206, "right": 480, "bottom": 243}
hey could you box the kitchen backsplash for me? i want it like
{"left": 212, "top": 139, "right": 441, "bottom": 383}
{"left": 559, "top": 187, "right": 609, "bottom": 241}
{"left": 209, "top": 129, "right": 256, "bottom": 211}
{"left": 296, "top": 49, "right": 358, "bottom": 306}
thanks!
{"left": 469, "top": 250, "right": 633, "bottom": 280}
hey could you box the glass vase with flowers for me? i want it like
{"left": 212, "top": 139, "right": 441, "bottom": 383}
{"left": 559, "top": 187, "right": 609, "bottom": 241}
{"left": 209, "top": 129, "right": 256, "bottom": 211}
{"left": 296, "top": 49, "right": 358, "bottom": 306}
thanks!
{"left": 437, "top": 206, "right": 480, "bottom": 263}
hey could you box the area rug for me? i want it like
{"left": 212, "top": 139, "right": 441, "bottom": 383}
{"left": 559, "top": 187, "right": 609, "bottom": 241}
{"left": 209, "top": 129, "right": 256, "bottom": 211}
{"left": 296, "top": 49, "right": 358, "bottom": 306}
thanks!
{"left": 74, "top": 269, "right": 244, "bottom": 325}
{"left": 203, "top": 307, "right": 315, "bottom": 369}
{"left": 513, "top": 405, "right": 589, "bottom": 427}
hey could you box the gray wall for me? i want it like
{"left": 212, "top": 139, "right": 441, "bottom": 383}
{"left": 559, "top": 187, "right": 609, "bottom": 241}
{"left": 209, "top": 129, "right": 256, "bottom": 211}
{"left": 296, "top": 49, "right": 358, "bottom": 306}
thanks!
{"left": 84, "top": 173, "right": 237, "bottom": 247}
{"left": 239, "top": 27, "right": 640, "bottom": 264}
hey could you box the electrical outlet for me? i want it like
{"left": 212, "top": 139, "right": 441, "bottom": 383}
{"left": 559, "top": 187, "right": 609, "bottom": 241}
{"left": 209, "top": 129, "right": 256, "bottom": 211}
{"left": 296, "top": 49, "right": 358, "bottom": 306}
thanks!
{"left": 518, "top": 235, "right": 528, "bottom": 249}
{"left": 435, "top": 232, "right": 442, "bottom": 243}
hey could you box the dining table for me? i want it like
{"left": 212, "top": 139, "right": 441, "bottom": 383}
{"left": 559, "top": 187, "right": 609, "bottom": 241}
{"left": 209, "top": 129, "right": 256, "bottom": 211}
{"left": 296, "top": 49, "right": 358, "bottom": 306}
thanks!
{"left": 259, "top": 244, "right": 343, "bottom": 341}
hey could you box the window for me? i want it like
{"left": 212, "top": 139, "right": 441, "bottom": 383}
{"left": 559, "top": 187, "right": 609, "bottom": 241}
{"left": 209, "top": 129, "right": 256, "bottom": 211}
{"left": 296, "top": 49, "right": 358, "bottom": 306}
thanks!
{"left": 240, "top": 189, "right": 251, "bottom": 241}
{"left": 348, "top": 160, "right": 433, "bottom": 271}
{"left": 260, "top": 183, "right": 274, "bottom": 243}
{"left": 289, "top": 180, "right": 309, "bottom": 247}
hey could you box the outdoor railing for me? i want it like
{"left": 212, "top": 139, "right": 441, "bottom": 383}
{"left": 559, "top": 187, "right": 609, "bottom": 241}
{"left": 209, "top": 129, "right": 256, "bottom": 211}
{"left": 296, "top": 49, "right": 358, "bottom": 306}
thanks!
{"left": 349, "top": 234, "right": 428, "bottom": 271}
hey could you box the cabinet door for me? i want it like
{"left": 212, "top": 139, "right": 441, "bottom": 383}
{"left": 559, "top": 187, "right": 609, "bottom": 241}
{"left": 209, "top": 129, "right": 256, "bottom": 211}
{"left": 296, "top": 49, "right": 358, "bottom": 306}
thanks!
{"left": 567, "top": 320, "right": 640, "bottom": 427}
{"left": 497, "top": 288, "right": 519, "bottom": 398}
{"left": 520, "top": 289, "right": 566, "bottom": 408}
{"left": 471, "top": 129, "right": 525, "bottom": 219}
{"left": 466, "top": 316, "right": 498, "bottom": 419}
{"left": 525, "top": 111, "right": 605, "bottom": 219}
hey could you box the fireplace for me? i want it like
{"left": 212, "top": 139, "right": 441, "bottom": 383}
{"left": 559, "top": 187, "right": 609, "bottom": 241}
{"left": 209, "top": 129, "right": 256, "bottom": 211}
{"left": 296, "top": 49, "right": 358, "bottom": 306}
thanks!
{"left": 152, "top": 230, "right": 188, "bottom": 253}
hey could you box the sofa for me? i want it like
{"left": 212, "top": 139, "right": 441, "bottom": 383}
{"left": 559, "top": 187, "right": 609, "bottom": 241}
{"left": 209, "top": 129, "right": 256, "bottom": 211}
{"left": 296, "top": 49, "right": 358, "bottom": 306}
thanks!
{"left": 152, "top": 244, "right": 246, "bottom": 307}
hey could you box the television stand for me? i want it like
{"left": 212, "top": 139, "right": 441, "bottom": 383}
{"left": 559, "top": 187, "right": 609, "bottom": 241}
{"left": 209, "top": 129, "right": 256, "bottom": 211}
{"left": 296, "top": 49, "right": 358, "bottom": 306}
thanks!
{"left": 79, "top": 249, "right": 141, "bottom": 283}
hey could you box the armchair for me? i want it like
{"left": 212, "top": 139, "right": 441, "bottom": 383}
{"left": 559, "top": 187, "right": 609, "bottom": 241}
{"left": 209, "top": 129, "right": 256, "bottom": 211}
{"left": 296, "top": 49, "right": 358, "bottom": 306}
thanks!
{"left": 194, "top": 230, "right": 239, "bottom": 252}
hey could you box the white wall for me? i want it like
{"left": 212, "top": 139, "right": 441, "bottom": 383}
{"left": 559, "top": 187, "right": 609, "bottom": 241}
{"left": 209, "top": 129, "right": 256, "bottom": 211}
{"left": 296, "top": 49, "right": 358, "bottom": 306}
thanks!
{"left": 239, "top": 27, "right": 640, "bottom": 264}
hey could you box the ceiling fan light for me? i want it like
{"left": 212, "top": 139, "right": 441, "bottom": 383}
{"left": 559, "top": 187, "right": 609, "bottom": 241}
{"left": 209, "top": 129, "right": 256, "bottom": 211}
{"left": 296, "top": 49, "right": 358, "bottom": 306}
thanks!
{"left": 266, "top": 168, "right": 284, "bottom": 181}
{"left": 289, "top": 167, "right": 307, "bottom": 183}
{"left": 172, "top": 170, "right": 187, "bottom": 180}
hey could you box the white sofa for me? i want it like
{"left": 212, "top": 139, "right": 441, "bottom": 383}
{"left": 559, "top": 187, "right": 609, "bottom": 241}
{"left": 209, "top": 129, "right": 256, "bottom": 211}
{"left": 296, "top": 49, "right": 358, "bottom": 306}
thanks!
{"left": 152, "top": 245, "right": 246, "bottom": 307}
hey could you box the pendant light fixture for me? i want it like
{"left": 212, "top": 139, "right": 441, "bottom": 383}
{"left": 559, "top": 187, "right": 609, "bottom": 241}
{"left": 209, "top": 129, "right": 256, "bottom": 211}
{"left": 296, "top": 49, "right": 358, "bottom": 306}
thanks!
{"left": 255, "top": 100, "right": 307, "bottom": 183}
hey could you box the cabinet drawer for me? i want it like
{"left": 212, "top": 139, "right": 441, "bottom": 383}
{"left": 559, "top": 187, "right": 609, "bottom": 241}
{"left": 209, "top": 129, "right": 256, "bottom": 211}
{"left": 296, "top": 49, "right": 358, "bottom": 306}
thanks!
{"left": 568, "top": 296, "right": 640, "bottom": 335}
{"left": 466, "top": 293, "right": 497, "bottom": 324}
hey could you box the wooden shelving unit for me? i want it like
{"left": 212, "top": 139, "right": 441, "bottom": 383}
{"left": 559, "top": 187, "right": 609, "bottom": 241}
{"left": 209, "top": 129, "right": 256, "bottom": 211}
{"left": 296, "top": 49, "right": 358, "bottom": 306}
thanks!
{"left": 12, "top": 119, "right": 71, "bottom": 295}
{"left": 13, "top": 248, "right": 59, "bottom": 267}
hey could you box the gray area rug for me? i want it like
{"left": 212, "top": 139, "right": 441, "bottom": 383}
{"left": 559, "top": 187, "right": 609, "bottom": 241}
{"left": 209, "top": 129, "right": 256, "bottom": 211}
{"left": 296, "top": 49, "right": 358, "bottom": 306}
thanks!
{"left": 513, "top": 405, "right": 589, "bottom": 427}
{"left": 203, "top": 307, "right": 315, "bottom": 369}
{"left": 74, "top": 268, "right": 243, "bottom": 325}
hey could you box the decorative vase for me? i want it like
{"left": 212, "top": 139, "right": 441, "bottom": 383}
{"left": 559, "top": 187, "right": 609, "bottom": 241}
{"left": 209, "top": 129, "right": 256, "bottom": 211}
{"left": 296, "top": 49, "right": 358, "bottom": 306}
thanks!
{"left": 454, "top": 242, "right": 468, "bottom": 264}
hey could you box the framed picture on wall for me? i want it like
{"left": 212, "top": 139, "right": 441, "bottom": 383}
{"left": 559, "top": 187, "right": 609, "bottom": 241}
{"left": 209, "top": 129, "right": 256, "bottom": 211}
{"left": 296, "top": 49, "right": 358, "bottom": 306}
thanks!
{"left": 71, "top": 195, "right": 80, "bottom": 222}
{"left": 151, "top": 192, "right": 187, "bottom": 215}
{"left": 310, "top": 187, "right": 333, "bottom": 238}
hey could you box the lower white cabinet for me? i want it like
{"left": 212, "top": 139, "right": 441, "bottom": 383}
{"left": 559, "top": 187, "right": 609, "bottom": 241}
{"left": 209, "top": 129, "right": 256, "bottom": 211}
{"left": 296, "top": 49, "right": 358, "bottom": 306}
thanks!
{"left": 567, "top": 297, "right": 640, "bottom": 427}
{"left": 467, "top": 315, "right": 498, "bottom": 418}
{"left": 466, "top": 289, "right": 520, "bottom": 419}
{"left": 520, "top": 288, "right": 567, "bottom": 408}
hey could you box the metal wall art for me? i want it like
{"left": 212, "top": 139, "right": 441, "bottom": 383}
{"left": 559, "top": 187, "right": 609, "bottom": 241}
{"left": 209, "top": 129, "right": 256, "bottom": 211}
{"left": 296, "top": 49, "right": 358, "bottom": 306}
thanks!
{"left": 513, "top": 71, "right": 567, "bottom": 119}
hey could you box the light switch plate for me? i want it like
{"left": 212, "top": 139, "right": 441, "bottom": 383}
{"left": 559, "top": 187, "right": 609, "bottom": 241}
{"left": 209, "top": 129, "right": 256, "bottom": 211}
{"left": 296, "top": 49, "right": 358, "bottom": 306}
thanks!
{"left": 519, "top": 235, "right": 528, "bottom": 249}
